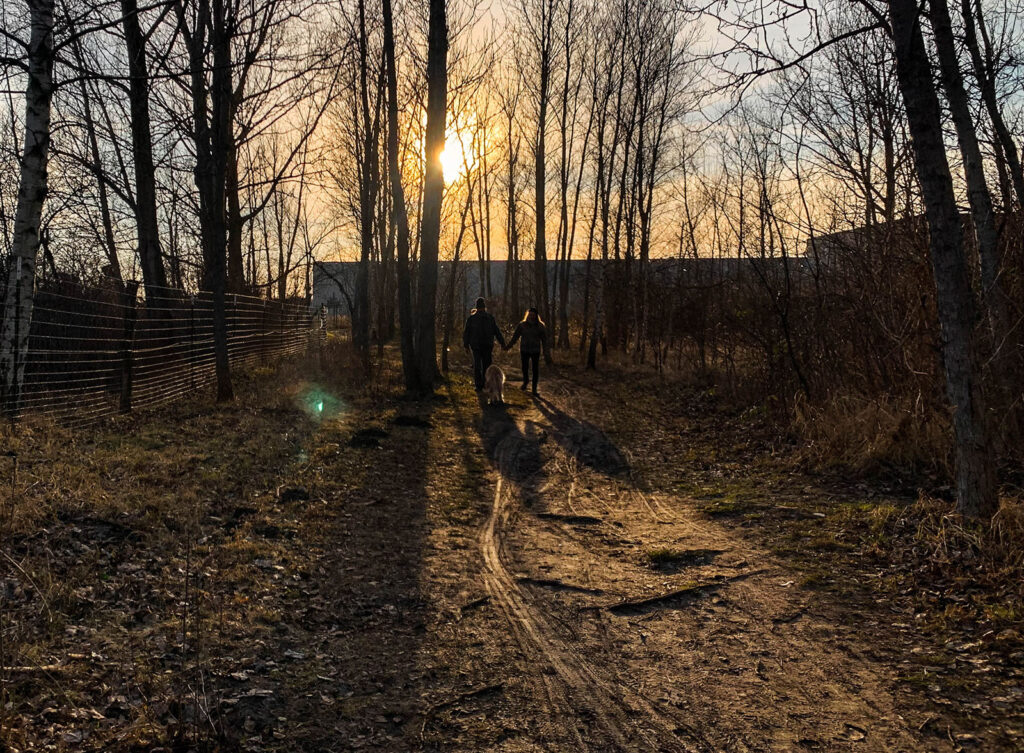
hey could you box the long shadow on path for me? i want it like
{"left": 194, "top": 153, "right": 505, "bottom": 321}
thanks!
{"left": 243, "top": 400, "right": 435, "bottom": 751}
{"left": 533, "top": 394, "right": 629, "bottom": 477}
{"left": 471, "top": 395, "right": 548, "bottom": 501}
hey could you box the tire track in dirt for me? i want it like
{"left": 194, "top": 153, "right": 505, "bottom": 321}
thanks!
{"left": 480, "top": 420, "right": 706, "bottom": 752}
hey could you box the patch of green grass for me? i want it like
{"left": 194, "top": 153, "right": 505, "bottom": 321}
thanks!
{"left": 799, "top": 571, "right": 830, "bottom": 589}
{"left": 807, "top": 534, "right": 856, "bottom": 553}
{"left": 985, "top": 603, "right": 1023, "bottom": 626}
{"left": 896, "top": 671, "right": 932, "bottom": 690}
{"left": 914, "top": 651, "right": 955, "bottom": 668}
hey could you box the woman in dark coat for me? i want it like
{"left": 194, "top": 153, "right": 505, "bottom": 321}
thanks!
{"left": 506, "top": 307, "right": 546, "bottom": 395}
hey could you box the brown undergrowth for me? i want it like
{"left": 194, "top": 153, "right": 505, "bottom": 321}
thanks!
{"left": 792, "top": 390, "right": 953, "bottom": 481}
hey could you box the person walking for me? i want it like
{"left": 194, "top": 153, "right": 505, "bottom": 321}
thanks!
{"left": 462, "top": 297, "right": 506, "bottom": 391}
{"left": 506, "top": 307, "right": 546, "bottom": 395}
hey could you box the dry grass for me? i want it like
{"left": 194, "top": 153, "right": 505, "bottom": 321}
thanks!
{"left": 906, "top": 494, "right": 1024, "bottom": 576}
{"left": 0, "top": 340, "right": 385, "bottom": 751}
{"left": 559, "top": 359, "right": 1024, "bottom": 662}
{"left": 0, "top": 337, "right": 496, "bottom": 751}
{"left": 792, "top": 390, "right": 952, "bottom": 479}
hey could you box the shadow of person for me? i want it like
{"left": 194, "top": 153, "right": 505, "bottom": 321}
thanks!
{"left": 479, "top": 401, "right": 546, "bottom": 491}
{"left": 448, "top": 386, "right": 547, "bottom": 505}
{"left": 532, "top": 394, "right": 629, "bottom": 476}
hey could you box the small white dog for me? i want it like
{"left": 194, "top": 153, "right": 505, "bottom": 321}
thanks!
{"left": 483, "top": 364, "right": 505, "bottom": 405}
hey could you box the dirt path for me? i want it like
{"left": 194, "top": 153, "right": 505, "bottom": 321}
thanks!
{"left": 464, "top": 379, "right": 942, "bottom": 752}
{"left": 8, "top": 359, "right": 1018, "bottom": 751}
{"left": 481, "top": 452, "right": 692, "bottom": 751}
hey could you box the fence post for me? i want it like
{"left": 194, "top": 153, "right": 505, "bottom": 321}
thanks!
{"left": 260, "top": 299, "right": 267, "bottom": 360}
{"left": 189, "top": 295, "right": 195, "bottom": 391}
{"left": 119, "top": 281, "right": 140, "bottom": 413}
{"left": 231, "top": 293, "right": 237, "bottom": 368}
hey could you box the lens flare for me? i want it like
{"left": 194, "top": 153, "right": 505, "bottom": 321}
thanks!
{"left": 298, "top": 386, "right": 343, "bottom": 421}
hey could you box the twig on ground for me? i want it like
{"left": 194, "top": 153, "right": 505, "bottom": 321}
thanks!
{"left": 607, "top": 569, "right": 768, "bottom": 615}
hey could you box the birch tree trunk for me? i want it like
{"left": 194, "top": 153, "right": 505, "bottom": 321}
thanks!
{"left": 0, "top": 0, "right": 54, "bottom": 417}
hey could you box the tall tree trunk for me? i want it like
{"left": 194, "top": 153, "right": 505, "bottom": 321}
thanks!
{"left": 274, "top": 189, "right": 287, "bottom": 301}
{"left": 534, "top": 105, "right": 549, "bottom": 332}
{"left": 579, "top": 167, "right": 599, "bottom": 354}
{"left": 282, "top": 154, "right": 308, "bottom": 304}
{"left": 353, "top": 0, "right": 375, "bottom": 367}
{"left": 586, "top": 274, "right": 603, "bottom": 370}
{"left": 889, "top": 0, "right": 996, "bottom": 518}
{"left": 415, "top": 0, "right": 447, "bottom": 392}
{"left": 383, "top": 0, "right": 416, "bottom": 390}
{"left": 481, "top": 142, "right": 493, "bottom": 298}
{"left": 555, "top": 54, "right": 571, "bottom": 349}
{"left": 209, "top": 0, "right": 234, "bottom": 401}
{"left": 0, "top": 0, "right": 54, "bottom": 417}
{"left": 533, "top": 0, "right": 553, "bottom": 332}
{"left": 122, "top": 0, "right": 169, "bottom": 302}
{"left": 930, "top": 0, "right": 1009, "bottom": 341}
{"left": 442, "top": 191, "right": 473, "bottom": 373}
{"left": 376, "top": 149, "right": 394, "bottom": 346}
{"left": 505, "top": 127, "right": 521, "bottom": 318}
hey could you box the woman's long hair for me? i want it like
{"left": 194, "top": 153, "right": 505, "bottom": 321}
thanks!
{"left": 521, "top": 307, "right": 544, "bottom": 326}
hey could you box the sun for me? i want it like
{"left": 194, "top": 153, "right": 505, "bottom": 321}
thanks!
{"left": 439, "top": 139, "right": 465, "bottom": 182}
{"left": 438, "top": 123, "right": 477, "bottom": 183}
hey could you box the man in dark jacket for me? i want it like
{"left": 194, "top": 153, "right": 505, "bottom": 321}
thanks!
{"left": 462, "top": 297, "right": 506, "bottom": 390}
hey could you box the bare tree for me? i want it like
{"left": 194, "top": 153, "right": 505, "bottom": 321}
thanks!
{"left": 959, "top": 0, "right": 1024, "bottom": 210}
{"left": 174, "top": 0, "right": 235, "bottom": 400}
{"left": 497, "top": 74, "right": 525, "bottom": 318}
{"left": 121, "top": 0, "right": 171, "bottom": 304}
{"left": 518, "top": 0, "right": 558, "bottom": 329}
{"left": 414, "top": 0, "right": 447, "bottom": 391}
{"left": 382, "top": 0, "right": 416, "bottom": 389}
{"left": 887, "top": 0, "right": 997, "bottom": 517}
{"left": 353, "top": 0, "right": 382, "bottom": 366}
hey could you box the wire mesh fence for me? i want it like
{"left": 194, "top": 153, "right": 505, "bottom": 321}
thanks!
{"left": 9, "top": 280, "right": 319, "bottom": 425}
